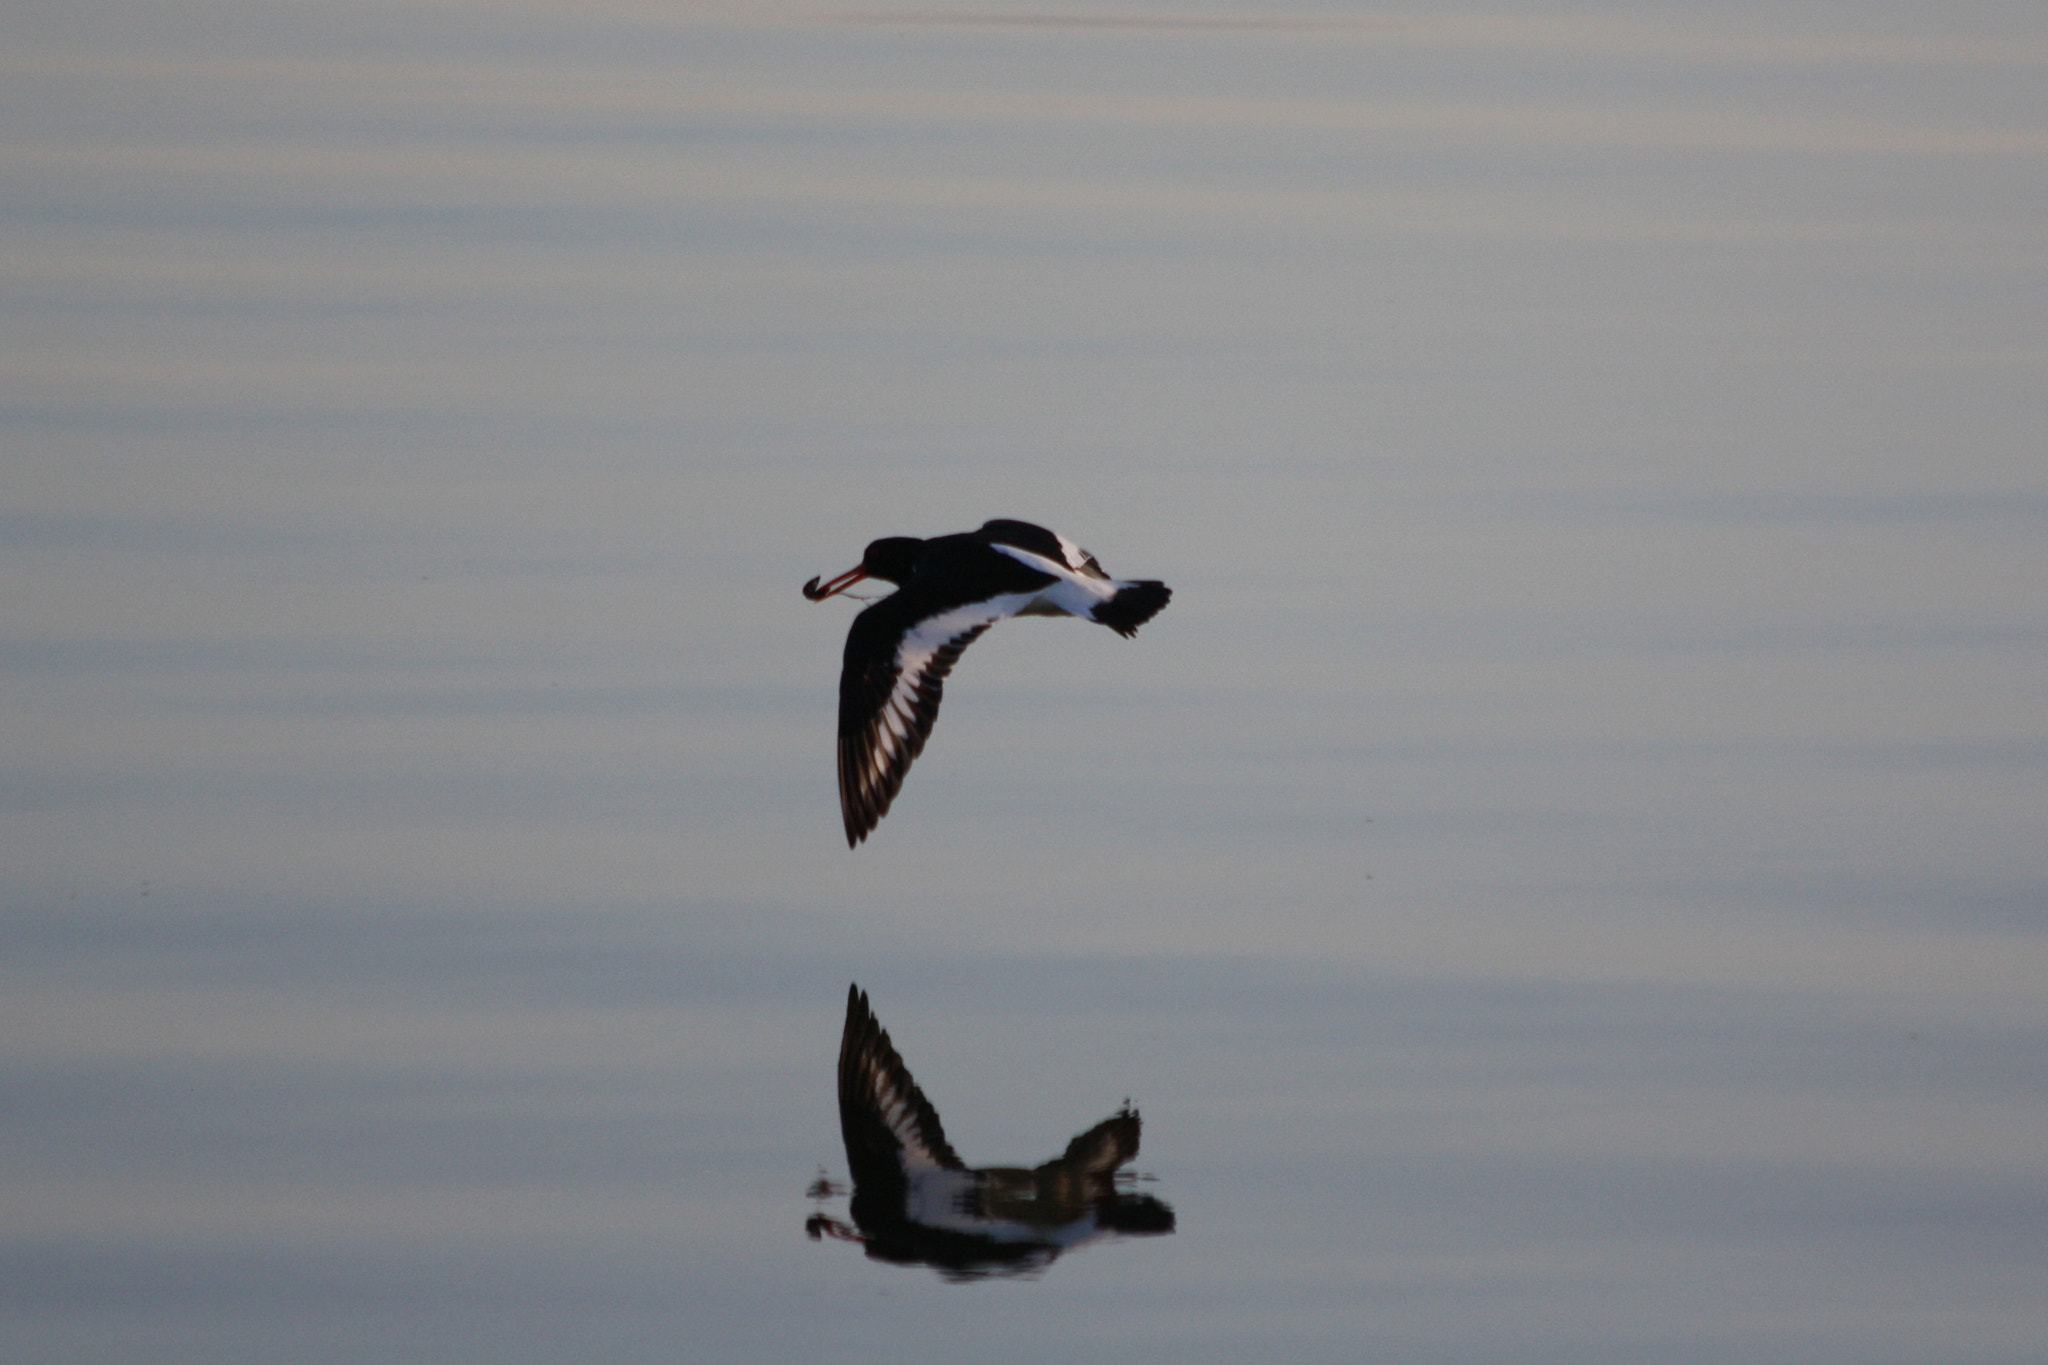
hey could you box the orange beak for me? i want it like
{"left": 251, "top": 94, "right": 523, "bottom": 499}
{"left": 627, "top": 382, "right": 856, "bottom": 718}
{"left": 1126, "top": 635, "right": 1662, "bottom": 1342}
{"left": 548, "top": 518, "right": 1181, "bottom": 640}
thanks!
{"left": 802, "top": 564, "right": 869, "bottom": 601}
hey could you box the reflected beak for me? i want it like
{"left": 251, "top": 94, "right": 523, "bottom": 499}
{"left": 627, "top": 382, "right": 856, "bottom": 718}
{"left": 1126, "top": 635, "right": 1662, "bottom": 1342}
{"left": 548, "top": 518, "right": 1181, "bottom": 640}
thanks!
{"left": 802, "top": 564, "right": 869, "bottom": 601}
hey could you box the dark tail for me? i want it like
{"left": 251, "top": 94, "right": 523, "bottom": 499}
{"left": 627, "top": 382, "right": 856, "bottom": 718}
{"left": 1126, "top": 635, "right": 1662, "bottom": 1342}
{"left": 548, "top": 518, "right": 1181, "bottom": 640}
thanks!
{"left": 1092, "top": 581, "right": 1171, "bottom": 638}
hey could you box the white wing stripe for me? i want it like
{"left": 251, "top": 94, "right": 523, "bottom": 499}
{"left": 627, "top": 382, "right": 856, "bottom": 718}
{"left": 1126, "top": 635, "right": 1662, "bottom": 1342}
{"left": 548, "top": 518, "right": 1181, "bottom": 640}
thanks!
{"left": 987, "top": 543, "right": 1117, "bottom": 603}
{"left": 842, "top": 591, "right": 1045, "bottom": 841}
{"left": 850, "top": 599, "right": 1028, "bottom": 808}
{"left": 1053, "top": 529, "right": 1108, "bottom": 578}
{"left": 889, "top": 598, "right": 1028, "bottom": 681}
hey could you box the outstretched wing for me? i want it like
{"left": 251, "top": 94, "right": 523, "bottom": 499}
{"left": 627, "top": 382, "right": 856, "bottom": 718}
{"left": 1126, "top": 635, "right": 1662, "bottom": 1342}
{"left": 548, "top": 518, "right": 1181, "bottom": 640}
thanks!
{"left": 836, "top": 592, "right": 1015, "bottom": 846}
{"left": 839, "top": 984, "right": 965, "bottom": 1182}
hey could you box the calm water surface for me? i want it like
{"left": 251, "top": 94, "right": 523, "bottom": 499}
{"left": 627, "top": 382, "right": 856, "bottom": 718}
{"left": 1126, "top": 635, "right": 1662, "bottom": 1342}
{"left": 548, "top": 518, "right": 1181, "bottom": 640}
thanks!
{"left": 4, "top": 2, "right": 2046, "bottom": 1361}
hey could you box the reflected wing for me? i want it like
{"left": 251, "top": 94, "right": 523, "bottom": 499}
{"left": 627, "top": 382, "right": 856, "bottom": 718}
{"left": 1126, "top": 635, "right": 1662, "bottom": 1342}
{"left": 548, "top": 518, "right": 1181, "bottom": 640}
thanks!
{"left": 839, "top": 984, "right": 965, "bottom": 1181}
{"left": 1053, "top": 1106, "right": 1141, "bottom": 1177}
{"left": 836, "top": 594, "right": 1010, "bottom": 846}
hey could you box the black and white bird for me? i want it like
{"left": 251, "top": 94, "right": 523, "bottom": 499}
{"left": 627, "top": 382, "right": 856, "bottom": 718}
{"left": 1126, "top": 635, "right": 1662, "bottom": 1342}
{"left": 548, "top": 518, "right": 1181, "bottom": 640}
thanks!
{"left": 803, "top": 519, "right": 1171, "bottom": 846}
{"left": 806, "top": 984, "right": 1174, "bottom": 1280}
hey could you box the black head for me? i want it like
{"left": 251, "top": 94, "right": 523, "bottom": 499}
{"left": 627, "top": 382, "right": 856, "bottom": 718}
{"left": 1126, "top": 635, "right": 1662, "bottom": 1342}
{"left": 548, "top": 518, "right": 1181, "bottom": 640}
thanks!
{"left": 803, "top": 535, "right": 930, "bottom": 602}
{"left": 859, "top": 537, "right": 925, "bottom": 586}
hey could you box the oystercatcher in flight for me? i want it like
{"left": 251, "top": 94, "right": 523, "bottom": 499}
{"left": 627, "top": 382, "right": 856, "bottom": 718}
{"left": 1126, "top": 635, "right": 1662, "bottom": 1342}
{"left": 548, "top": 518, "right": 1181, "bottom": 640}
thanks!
{"left": 803, "top": 519, "right": 1171, "bottom": 846}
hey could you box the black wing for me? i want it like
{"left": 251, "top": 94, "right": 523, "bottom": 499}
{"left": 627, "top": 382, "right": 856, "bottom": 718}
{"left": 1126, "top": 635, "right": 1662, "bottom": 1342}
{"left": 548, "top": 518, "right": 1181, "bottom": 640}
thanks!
{"left": 835, "top": 590, "right": 1008, "bottom": 846}
{"left": 839, "top": 984, "right": 965, "bottom": 1184}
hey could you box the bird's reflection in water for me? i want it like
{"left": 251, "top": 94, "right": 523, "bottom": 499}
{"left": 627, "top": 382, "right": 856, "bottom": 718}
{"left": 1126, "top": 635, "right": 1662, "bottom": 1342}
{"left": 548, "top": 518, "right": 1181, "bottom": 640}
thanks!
{"left": 806, "top": 984, "right": 1175, "bottom": 1281}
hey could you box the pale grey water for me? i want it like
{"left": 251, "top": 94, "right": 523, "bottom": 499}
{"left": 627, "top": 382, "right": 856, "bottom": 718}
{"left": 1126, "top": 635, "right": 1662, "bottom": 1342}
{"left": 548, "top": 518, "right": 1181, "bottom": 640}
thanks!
{"left": 4, "top": 2, "right": 2047, "bottom": 1361}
